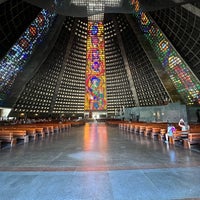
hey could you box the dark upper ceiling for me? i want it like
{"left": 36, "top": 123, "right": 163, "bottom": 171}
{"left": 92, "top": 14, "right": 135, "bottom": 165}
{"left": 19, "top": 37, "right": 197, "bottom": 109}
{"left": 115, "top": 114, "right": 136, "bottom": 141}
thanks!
{"left": 23, "top": 0, "right": 200, "bottom": 17}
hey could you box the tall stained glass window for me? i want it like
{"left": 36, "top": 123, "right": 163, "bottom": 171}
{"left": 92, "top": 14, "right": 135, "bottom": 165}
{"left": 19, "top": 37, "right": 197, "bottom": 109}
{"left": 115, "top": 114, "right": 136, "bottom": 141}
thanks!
{"left": 130, "top": 0, "right": 200, "bottom": 105}
{"left": 84, "top": 22, "right": 107, "bottom": 111}
{"left": 0, "top": 9, "right": 56, "bottom": 106}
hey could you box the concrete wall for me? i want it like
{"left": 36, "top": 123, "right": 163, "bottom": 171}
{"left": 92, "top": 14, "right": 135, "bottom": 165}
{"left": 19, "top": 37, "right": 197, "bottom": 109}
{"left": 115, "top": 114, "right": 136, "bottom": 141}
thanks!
{"left": 116, "top": 103, "right": 188, "bottom": 123}
{"left": 187, "top": 106, "right": 200, "bottom": 123}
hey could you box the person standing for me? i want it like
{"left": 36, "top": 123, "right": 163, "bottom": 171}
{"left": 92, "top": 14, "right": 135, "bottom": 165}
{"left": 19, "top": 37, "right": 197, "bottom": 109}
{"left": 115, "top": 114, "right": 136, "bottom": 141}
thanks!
{"left": 165, "top": 123, "right": 176, "bottom": 143}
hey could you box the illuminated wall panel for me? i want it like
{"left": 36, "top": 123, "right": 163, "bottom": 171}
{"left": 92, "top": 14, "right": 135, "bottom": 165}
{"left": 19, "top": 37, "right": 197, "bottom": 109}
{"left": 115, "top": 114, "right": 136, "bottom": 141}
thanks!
{"left": 131, "top": 0, "right": 200, "bottom": 105}
{"left": 85, "top": 22, "right": 107, "bottom": 111}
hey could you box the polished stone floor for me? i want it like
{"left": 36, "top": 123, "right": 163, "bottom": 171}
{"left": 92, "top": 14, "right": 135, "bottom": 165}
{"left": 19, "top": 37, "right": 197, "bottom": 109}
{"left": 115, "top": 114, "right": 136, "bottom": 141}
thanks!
{"left": 0, "top": 122, "right": 200, "bottom": 200}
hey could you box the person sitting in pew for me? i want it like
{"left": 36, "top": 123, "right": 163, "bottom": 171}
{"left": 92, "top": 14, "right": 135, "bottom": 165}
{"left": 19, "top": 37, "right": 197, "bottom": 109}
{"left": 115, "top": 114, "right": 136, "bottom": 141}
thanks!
{"left": 178, "top": 118, "right": 190, "bottom": 132}
{"left": 165, "top": 123, "right": 176, "bottom": 143}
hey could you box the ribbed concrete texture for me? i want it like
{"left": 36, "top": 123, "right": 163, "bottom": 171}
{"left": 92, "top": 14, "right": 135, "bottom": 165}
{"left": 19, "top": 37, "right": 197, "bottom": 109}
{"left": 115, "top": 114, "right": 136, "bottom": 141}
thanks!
{"left": 0, "top": 122, "right": 200, "bottom": 200}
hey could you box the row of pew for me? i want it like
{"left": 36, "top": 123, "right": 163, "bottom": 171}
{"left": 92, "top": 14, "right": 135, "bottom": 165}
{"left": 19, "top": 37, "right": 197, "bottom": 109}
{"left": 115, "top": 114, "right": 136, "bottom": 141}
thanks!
{"left": 107, "top": 121, "right": 200, "bottom": 150}
{"left": 0, "top": 122, "right": 74, "bottom": 149}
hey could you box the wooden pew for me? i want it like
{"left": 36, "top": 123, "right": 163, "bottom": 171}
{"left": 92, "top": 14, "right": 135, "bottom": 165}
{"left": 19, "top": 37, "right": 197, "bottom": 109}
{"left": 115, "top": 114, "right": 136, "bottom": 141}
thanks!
{"left": 139, "top": 125, "right": 146, "bottom": 136}
{"left": 0, "top": 129, "right": 29, "bottom": 143}
{"left": 134, "top": 124, "right": 140, "bottom": 134}
{"left": 129, "top": 124, "right": 135, "bottom": 132}
{"left": 158, "top": 128, "right": 166, "bottom": 141}
{"left": 25, "top": 128, "right": 37, "bottom": 140}
{"left": 71, "top": 121, "right": 85, "bottom": 126}
{"left": 38, "top": 123, "right": 63, "bottom": 133}
{"left": 12, "top": 130, "right": 29, "bottom": 143}
{"left": 151, "top": 127, "right": 161, "bottom": 139}
{"left": 169, "top": 127, "right": 200, "bottom": 146}
{"left": 13, "top": 125, "right": 50, "bottom": 137}
{"left": 1, "top": 127, "right": 38, "bottom": 141}
{"left": 34, "top": 127, "right": 45, "bottom": 138}
{"left": 122, "top": 123, "right": 129, "bottom": 131}
{"left": 0, "top": 131, "right": 17, "bottom": 147}
{"left": 0, "top": 121, "right": 73, "bottom": 149}
{"left": 107, "top": 120, "right": 121, "bottom": 126}
{"left": 169, "top": 132, "right": 182, "bottom": 145}
{"left": 144, "top": 126, "right": 152, "bottom": 137}
{"left": 184, "top": 133, "right": 200, "bottom": 149}
{"left": 20, "top": 127, "right": 38, "bottom": 140}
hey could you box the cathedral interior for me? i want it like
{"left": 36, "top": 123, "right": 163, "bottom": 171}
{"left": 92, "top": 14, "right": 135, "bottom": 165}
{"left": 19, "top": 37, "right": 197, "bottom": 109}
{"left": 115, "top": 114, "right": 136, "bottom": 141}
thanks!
{"left": 0, "top": 0, "right": 200, "bottom": 121}
{"left": 0, "top": 1, "right": 200, "bottom": 200}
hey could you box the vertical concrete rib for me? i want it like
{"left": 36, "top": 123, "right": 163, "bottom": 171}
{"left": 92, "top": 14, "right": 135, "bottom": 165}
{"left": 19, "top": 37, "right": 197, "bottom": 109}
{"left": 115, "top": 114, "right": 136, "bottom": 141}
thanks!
{"left": 113, "top": 17, "right": 139, "bottom": 106}
{"left": 49, "top": 19, "right": 77, "bottom": 114}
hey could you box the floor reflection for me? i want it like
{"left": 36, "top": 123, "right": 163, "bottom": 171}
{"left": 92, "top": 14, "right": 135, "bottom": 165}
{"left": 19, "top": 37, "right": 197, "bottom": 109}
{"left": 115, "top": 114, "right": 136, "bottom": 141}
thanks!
{"left": 83, "top": 123, "right": 108, "bottom": 152}
{"left": 68, "top": 123, "right": 109, "bottom": 167}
